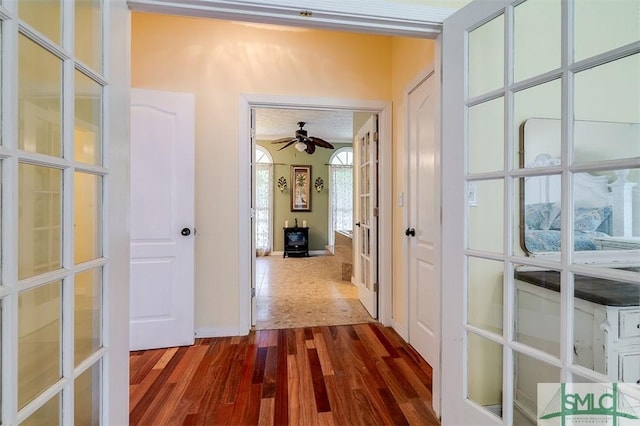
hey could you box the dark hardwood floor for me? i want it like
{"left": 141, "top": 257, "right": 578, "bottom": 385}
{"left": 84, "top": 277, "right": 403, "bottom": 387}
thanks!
{"left": 129, "top": 323, "right": 440, "bottom": 425}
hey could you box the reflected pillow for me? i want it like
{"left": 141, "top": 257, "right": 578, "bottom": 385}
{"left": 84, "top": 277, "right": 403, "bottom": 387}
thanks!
{"left": 525, "top": 202, "right": 560, "bottom": 230}
{"left": 550, "top": 206, "right": 612, "bottom": 232}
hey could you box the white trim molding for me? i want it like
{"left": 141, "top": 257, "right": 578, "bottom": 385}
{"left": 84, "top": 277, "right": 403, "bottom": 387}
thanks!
{"left": 390, "top": 319, "right": 408, "bottom": 341}
{"left": 127, "top": 0, "right": 453, "bottom": 38}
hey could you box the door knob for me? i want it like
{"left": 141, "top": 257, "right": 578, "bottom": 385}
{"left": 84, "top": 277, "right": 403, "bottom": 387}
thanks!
{"left": 405, "top": 227, "right": 415, "bottom": 237}
{"left": 181, "top": 227, "right": 191, "bottom": 236}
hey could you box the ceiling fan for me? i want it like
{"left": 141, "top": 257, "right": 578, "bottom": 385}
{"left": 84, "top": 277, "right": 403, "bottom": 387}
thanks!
{"left": 271, "top": 121, "right": 335, "bottom": 154}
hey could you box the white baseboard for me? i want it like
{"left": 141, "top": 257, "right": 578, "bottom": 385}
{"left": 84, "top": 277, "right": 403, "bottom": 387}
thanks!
{"left": 195, "top": 326, "right": 243, "bottom": 338}
{"left": 390, "top": 319, "right": 408, "bottom": 341}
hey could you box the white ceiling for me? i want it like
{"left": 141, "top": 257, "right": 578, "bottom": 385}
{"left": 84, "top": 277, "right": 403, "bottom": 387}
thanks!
{"left": 255, "top": 108, "right": 354, "bottom": 143}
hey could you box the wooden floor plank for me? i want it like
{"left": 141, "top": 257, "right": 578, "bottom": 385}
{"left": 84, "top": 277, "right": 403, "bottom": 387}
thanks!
{"left": 294, "top": 330, "right": 320, "bottom": 425}
{"left": 312, "top": 329, "right": 335, "bottom": 376}
{"left": 324, "top": 374, "right": 359, "bottom": 426}
{"left": 129, "top": 368, "right": 161, "bottom": 411}
{"left": 391, "top": 356, "right": 434, "bottom": 402}
{"left": 152, "top": 380, "right": 190, "bottom": 425}
{"left": 307, "top": 347, "right": 331, "bottom": 413}
{"left": 273, "top": 330, "right": 289, "bottom": 425}
{"left": 368, "top": 322, "right": 400, "bottom": 358}
{"left": 167, "top": 344, "right": 206, "bottom": 384}
{"left": 286, "top": 355, "right": 301, "bottom": 426}
{"left": 130, "top": 346, "right": 188, "bottom": 425}
{"left": 257, "top": 398, "right": 275, "bottom": 426}
{"left": 130, "top": 324, "right": 440, "bottom": 426}
{"left": 129, "top": 349, "right": 164, "bottom": 385}
{"left": 382, "top": 356, "right": 420, "bottom": 400}
{"left": 261, "top": 346, "right": 278, "bottom": 399}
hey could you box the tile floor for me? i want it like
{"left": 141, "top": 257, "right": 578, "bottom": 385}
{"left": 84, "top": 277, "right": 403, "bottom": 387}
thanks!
{"left": 254, "top": 254, "right": 376, "bottom": 330}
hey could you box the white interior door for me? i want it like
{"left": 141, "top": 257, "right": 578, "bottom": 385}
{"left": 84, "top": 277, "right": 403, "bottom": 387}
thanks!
{"left": 130, "top": 89, "right": 195, "bottom": 350}
{"left": 354, "top": 115, "right": 378, "bottom": 318}
{"left": 406, "top": 68, "right": 441, "bottom": 414}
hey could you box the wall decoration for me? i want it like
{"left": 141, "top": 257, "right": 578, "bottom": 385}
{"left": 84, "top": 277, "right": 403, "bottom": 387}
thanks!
{"left": 291, "top": 165, "right": 311, "bottom": 212}
{"left": 277, "top": 176, "right": 287, "bottom": 192}
{"left": 314, "top": 177, "right": 324, "bottom": 192}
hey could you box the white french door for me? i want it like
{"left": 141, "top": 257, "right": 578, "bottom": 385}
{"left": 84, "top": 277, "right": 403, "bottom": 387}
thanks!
{"left": 354, "top": 115, "right": 379, "bottom": 318}
{"left": 442, "top": 0, "right": 639, "bottom": 425}
{"left": 1, "top": 1, "right": 130, "bottom": 424}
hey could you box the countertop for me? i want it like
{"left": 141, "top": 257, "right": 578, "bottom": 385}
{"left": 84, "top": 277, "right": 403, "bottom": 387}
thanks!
{"left": 515, "top": 268, "right": 640, "bottom": 307}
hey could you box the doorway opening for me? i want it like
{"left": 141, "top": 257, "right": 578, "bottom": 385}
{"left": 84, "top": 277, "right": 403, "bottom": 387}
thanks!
{"left": 251, "top": 107, "right": 379, "bottom": 330}
{"left": 237, "top": 95, "right": 393, "bottom": 334}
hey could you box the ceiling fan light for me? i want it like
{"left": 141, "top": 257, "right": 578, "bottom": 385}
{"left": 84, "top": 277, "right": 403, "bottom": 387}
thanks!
{"left": 294, "top": 141, "right": 307, "bottom": 152}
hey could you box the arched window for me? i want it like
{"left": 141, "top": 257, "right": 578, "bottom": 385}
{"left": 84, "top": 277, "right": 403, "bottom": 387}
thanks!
{"left": 328, "top": 147, "right": 353, "bottom": 246}
{"left": 255, "top": 146, "right": 273, "bottom": 255}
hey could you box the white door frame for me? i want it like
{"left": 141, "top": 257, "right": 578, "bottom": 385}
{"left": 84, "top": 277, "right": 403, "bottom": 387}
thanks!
{"left": 238, "top": 94, "right": 392, "bottom": 335}
{"left": 127, "top": 0, "right": 450, "bottom": 39}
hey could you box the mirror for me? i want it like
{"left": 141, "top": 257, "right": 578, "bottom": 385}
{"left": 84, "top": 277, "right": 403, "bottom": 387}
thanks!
{"left": 520, "top": 118, "right": 640, "bottom": 256}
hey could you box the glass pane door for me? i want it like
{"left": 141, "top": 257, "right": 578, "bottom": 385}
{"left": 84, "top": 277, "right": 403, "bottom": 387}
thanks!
{"left": 2, "top": 0, "right": 108, "bottom": 424}
{"left": 443, "top": 0, "right": 640, "bottom": 424}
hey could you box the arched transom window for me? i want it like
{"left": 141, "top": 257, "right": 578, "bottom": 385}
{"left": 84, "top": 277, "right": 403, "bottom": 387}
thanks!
{"left": 328, "top": 147, "right": 354, "bottom": 246}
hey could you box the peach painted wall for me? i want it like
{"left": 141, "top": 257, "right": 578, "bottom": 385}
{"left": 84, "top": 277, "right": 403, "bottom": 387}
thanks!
{"left": 132, "top": 11, "right": 434, "bottom": 334}
{"left": 390, "top": 37, "right": 436, "bottom": 332}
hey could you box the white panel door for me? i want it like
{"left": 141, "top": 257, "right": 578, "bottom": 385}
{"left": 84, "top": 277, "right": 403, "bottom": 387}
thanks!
{"left": 407, "top": 69, "right": 440, "bottom": 409}
{"left": 354, "top": 115, "right": 378, "bottom": 318}
{"left": 130, "top": 89, "right": 195, "bottom": 350}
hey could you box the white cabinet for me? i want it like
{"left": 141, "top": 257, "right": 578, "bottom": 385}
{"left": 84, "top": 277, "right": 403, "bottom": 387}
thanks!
{"left": 620, "top": 353, "right": 640, "bottom": 384}
{"left": 515, "top": 279, "right": 640, "bottom": 422}
{"left": 516, "top": 279, "right": 639, "bottom": 381}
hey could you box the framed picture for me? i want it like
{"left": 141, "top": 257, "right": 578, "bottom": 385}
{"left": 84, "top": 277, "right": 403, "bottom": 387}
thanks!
{"left": 290, "top": 165, "right": 311, "bottom": 212}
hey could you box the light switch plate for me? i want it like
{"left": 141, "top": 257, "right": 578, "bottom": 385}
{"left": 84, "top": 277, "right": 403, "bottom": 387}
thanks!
{"left": 468, "top": 182, "right": 478, "bottom": 207}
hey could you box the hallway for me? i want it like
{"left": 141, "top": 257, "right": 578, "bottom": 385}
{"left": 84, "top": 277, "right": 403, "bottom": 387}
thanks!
{"left": 129, "top": 323, "right": 439, "bottom": 425}
{"left": 254, "top": 255, "right": 375, "bottom": 330}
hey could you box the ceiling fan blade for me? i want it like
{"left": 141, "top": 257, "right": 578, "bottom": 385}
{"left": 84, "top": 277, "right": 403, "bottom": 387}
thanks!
{"left": 277, "top": 139, "right": 298, "bottom": 151}
{"left": 309, "top": 137, "right": 335, "bottom": 149}
{"left": 271, "top": 137, "right": 296, "bottom": 144}
{"left": 305, "top": 142, "right": 316, "bottom": 154}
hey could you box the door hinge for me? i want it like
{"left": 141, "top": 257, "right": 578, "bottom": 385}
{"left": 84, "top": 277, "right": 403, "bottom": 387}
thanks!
{"left": 251, "top": 288, "right": 256, "bottom": 298}
{"left": 373, "top": 282, "right": 379, "bottom": 292}
{"left": 373, "top": 207, "right": 379, "bottom": 217}
{"left": 373, "top": 132, "right": 379, "bottom": 142}
{"left": 250, "top": 208, "right": 255, "bottom": 219}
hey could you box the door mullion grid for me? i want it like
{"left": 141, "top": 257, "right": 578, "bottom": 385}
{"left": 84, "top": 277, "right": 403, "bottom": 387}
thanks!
{"left": 502, "top": 3, "right": 515, "bottom": 424}
{"left": 558, "top": 0, "right": 575, "bottom": 385}
{"left": 371, "top": 125, "right": 378, "bottom": 304}
{"left": 62, "top": 0, "right": 77, "bottom": 417}
{"left": 1, "top": 3, "right": 20, "bottom": 425}
{"left": 100, "top": 1, "right": 110, "bottom": 419}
